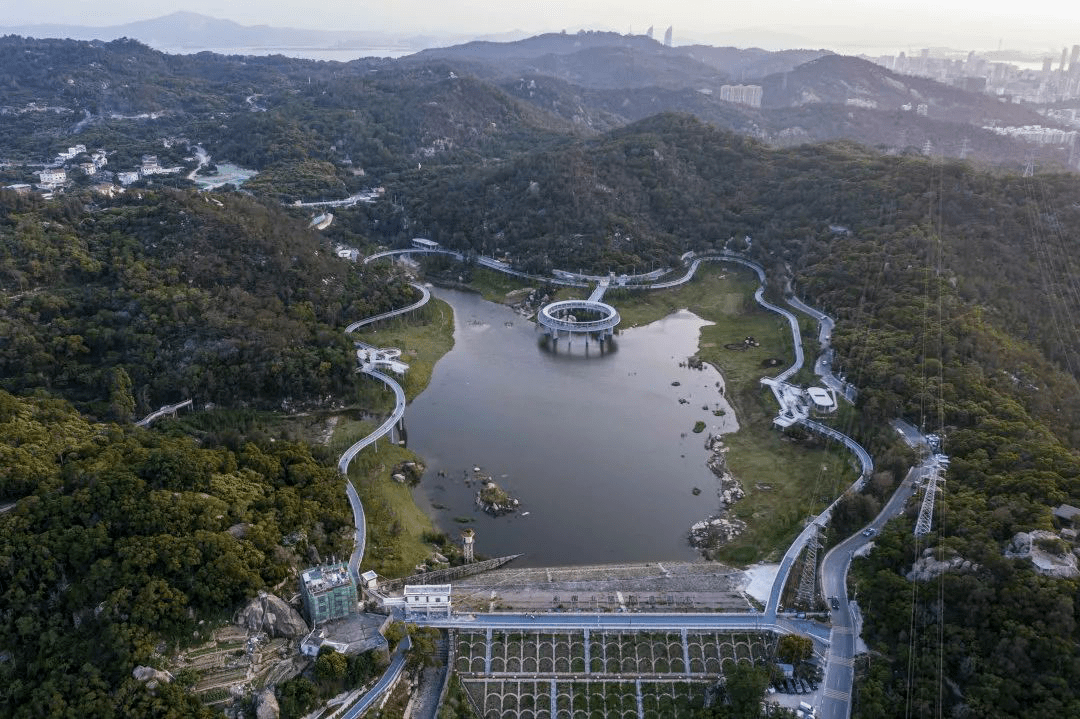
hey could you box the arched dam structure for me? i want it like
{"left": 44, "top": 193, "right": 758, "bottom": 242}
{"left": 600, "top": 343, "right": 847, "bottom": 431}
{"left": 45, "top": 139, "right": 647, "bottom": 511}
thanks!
{"left": 536, "top": 298, "right": 620, "bottom": 348}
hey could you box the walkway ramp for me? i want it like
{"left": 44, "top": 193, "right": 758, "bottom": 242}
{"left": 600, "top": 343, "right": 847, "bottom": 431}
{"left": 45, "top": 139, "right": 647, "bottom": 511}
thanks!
{"left": 587, "top": 279, "right": 610, "bottom": 302}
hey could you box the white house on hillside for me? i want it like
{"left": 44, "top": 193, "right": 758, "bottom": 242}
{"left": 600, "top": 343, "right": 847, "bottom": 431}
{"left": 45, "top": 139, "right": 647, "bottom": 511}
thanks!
{"left": 37, "top": 169, "right": 66, "bottom": 186}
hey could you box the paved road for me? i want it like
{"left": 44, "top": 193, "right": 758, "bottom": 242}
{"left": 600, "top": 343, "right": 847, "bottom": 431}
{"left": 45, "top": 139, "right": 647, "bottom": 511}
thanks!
{"left": 412, "top": 612, "right": 779, "bottom": 633}
{"left": 343, "top": 635, "right": 411, "bottom": 719}
{"left": 816, "top": 459, "right": 929, "bottom": 719}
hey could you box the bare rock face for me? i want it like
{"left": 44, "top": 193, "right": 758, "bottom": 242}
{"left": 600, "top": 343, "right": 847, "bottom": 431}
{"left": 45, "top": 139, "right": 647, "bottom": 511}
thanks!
{"left": 255, "top": 688, "right": 280, "bottom": 719}
{"left": 237, "top": 592, "right": 309, "bottom": 638}
{"left": 906, "top": 548, "right": 976, "bottom": 581}
{"left": 132, "top": 665, "right": 173, "bottom": 690}
{"left": 1005, "top": 530, "right": 1080, "bottom": 579}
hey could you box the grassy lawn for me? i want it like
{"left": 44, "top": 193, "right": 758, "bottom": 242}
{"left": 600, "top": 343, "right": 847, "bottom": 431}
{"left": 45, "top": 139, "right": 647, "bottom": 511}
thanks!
{"left": 341, "top": 433, "right": 440, "bottom": 579}
{"left": 610, "top": 263, "right": 860, "bottom": 564}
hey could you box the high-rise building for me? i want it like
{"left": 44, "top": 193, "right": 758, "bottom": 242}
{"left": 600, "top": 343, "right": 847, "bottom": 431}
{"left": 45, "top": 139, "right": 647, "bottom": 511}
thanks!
{"left": 719, "top": 84, "right": 764, "bottom": 108}
{"left": 1043, "top": 58, "right": 1054, "bottom": 73}
{"left": 1070, "top": 45, "right": 1080, "bottom": 73}
{"left": 1061, "top": 47, "right": 1069, "bottom": 73}
{"left": 300, "top": 563, "right": 358, "bottom": 625}
{"left": 664, "top": 26, "right": 673, "bottom": 47}
{"left": 646, "top": 25, "right": 654, "bottom": 39}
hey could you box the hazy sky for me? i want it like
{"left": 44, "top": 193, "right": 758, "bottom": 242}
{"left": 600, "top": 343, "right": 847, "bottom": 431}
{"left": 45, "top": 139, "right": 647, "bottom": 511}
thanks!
{"left": 6, "top": 1, "right": 1080, "bottom": 51}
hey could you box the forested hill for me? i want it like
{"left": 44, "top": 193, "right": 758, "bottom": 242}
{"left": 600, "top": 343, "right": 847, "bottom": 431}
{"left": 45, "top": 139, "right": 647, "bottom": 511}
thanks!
{"left": 0, "top": 187, "right": 417, "bottom": 418}
{"left": 384, "top": 113, "right": 1080, "bottom": 410}
{"left": 0, "top": 35, "right": 576, "bottom": 195}
{"left": 0, "top": 389, "right": 352, "bottom": 717}
{"left": 385, "top": 112, "right": 1080, "bottom": 717}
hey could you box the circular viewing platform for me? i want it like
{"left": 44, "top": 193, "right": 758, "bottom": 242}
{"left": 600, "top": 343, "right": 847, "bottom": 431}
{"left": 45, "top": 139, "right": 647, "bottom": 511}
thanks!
{"left": 537, "top": 299, "right": 621, "bottom": 338}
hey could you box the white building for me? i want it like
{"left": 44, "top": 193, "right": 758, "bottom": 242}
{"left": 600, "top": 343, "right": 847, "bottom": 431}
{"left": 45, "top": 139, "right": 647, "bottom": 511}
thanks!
{"left": 37, "top": 168, "right": 66, "bottom": 186}
{"left": 807, "top": 387, "right": 837, "bottom": 413}
{"left": 719, "top": 85, "right": 763, "bottom": 108}
{"left": 117, "top": 171, "right": 140, "bottom": 185}
{"left": 403, "top": 584, "right": 452, "bottom": 618}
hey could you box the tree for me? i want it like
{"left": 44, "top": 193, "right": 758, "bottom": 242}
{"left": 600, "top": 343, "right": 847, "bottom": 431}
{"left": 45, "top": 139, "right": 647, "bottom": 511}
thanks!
{"left": 723, "top": 663, "right": 771, "bottom": 719}
{"left": 107, "top": 366, "right": 135, "bottom": 421}
{"left": 776, "top": 634, "right": 814, "bottom": 664}
{"left": 315, "top": 647, "right": 347, "bottom": 683}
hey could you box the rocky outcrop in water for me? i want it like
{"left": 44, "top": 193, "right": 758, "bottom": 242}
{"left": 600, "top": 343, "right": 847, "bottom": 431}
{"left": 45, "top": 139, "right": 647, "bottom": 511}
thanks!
{"left": 475, "top": 477, "right": 520, "bottom": 516}
{"left": 236, "top": 592, "right": 309, "bottom": 638}
{"left": 689, "top": 515, "right": 748, "bottom": 549}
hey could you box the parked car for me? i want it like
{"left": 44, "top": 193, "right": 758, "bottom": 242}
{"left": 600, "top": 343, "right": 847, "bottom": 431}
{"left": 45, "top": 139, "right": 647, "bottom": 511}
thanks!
{"left": 830, "top": 597, "right": 841, "bottom": 610}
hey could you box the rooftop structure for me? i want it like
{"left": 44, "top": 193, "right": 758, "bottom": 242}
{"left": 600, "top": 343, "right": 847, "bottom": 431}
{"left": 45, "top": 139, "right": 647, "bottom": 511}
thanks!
{"left": 300, "top": 562, "right": 358, "bottom": 625}
{"left": 412, "top": 237, "right": 440, "bottom": 250}
{"left": 1053, "top": 504, "right": 1080, "bottom": 525}
{"left": 403, "top": 584, "right": 452, "bottom": 618}
{"left": 807, "top": 387, "right": 837, "bottom": 413}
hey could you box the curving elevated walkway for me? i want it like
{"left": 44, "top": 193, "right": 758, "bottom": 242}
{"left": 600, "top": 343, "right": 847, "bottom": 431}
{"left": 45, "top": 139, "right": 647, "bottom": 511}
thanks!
{"left": 363, "top": 246, "right": 590, "bottom": 287}
{"left": 345, "top": 282, "right": 431, "bottom": 333}
{"left": 338, "top": 282, "right": 431, "bottom": 576}
{"left": 135, "top": 399, "right": 193, "bottom": 428}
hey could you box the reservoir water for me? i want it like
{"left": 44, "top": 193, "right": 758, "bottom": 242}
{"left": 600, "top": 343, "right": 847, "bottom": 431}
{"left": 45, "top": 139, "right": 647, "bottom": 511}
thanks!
{"left": 407, "top": 289, "right": 738, "bottom": 566}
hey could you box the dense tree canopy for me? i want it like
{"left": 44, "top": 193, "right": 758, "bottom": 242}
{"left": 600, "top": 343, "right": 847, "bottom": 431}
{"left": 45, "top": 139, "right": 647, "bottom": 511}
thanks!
{"left": 0, "top": 390, "right": 352, "bottom": 717}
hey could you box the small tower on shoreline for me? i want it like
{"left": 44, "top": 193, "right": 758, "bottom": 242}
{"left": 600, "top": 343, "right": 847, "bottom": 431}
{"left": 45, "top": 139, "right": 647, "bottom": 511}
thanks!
{"left": 461, "top": 528, "right": 475, "bottom": 563}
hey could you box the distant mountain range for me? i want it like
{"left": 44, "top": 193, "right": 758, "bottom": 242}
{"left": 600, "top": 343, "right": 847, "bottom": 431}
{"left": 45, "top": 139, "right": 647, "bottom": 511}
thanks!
{"left": 0, "top": 11, "right": 528, "bottom": 55}
{"left": 0, "top": 28, "right": 1073, "bottom": 175}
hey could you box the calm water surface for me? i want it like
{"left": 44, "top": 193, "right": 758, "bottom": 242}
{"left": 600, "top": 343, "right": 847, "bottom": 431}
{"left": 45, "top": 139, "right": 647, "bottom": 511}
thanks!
{"left": 406, "top": 289, "right": 738, "bottom": 566}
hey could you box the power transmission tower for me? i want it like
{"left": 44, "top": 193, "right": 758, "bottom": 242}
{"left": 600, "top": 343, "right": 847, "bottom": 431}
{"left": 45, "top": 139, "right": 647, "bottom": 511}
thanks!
{"left": 795, "top": 525, "right": 821, "bottom": 607}
{"left": 914, "top": 466, "right": 945, "bottom": 537}
{"left": 1023, "top": 154, "right": 1035, "bottom": 177}
{"left": 959, "top": 137, "right": 970, "bottom": 160}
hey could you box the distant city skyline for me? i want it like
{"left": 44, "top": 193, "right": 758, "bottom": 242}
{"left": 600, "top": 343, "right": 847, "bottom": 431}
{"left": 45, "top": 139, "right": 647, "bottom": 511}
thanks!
{"left": 4, "top": 1, "right": 1080, "bottom": 53}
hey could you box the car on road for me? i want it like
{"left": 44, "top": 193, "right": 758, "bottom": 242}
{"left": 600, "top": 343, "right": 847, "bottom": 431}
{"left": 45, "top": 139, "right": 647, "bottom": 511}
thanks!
{"left": 862, "top": 527, "right": 877, "bottom": 537}
{"left": 830, "top": 597, "right": 840, "bottom": 610}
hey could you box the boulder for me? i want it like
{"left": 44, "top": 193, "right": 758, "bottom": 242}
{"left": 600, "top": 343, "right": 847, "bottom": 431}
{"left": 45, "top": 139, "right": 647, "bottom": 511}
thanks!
{"left": 237, "top": 592, "right": 309, "bottom": 638}
{"left": 255, "top": 688, "right": 280, "bottom": 719}
{"left": 132, "top": 665, "right": 173, "bottom": 690}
